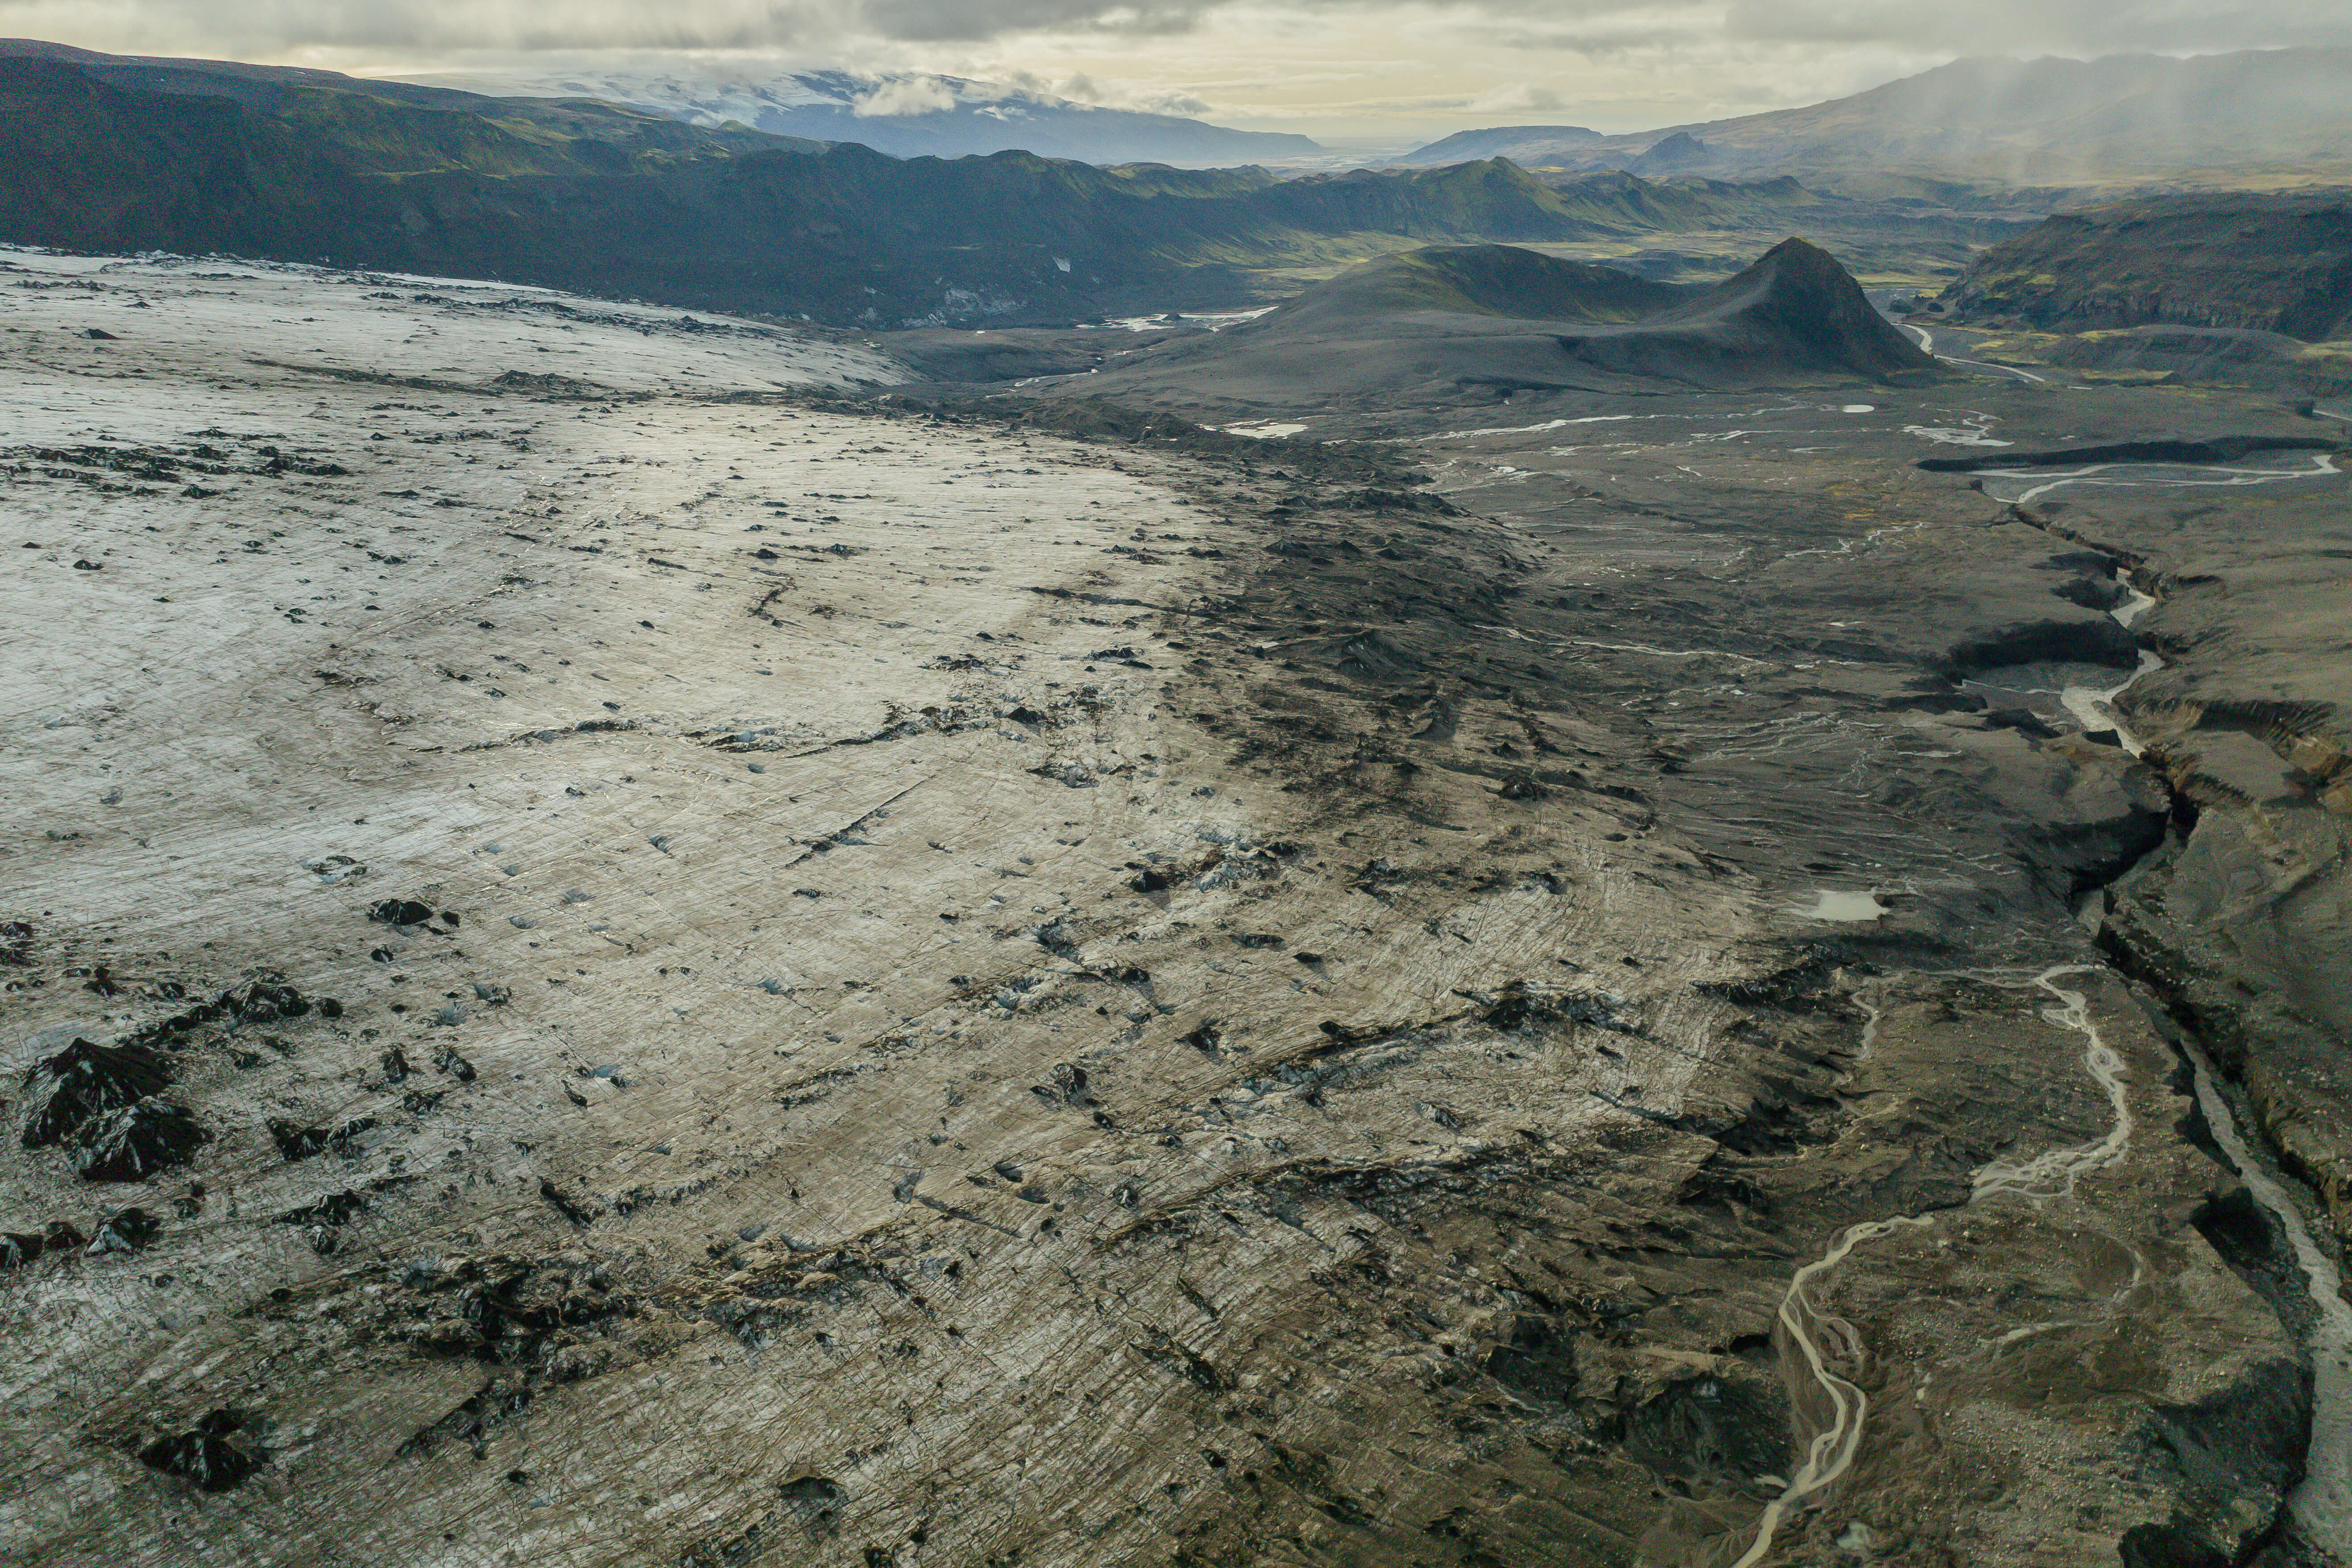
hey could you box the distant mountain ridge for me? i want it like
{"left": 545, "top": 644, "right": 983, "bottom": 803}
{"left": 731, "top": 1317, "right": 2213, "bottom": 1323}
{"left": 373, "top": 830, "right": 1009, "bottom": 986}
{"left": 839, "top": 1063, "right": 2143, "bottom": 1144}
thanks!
{"left": 0, "top": 37, "right": 830, "bottom": 167}
{"left": 1387, "top": 124, "right": 1603, "bottom": 167}
{"left": 1395, "top": 48, "right": 2352, "bottom": 180}
{"left": 396, "top": 66, "right": 1321, "bottom": 167}
{"left": 0, "top": 43, "right": 1835, "bottom": 328}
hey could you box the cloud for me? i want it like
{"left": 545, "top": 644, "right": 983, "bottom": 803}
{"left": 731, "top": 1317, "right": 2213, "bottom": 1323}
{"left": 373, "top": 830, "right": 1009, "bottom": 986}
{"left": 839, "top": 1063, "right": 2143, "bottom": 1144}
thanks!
{"left": 1465, "top": 82, "right": 1568, "bottom": 113}
{"left": 1121, "top": 85, "right": 1212, "bottom": 114}
{"left": 850, "top": 72, "right": 956, "bottom": 112}
{"left": 0, "top": 0, "right": 1231, "bottom": 56}
{"left": 17, "top": 0, "right": 2350, "bottom": 58}
{"left": 1483, "top": 22, "right": 1716, "bottom": 60}
{"left": 1011, "top": 68, "right": 1210, "bottom": 113}
{"left": 11, "top": 0, "right": 2349, "bottom": 142}
{"left": 1723, "top": 0, "right": 2352, "bottom": 52}
{"left": 858, "top": 0, "right": 1217, "bottom": 41}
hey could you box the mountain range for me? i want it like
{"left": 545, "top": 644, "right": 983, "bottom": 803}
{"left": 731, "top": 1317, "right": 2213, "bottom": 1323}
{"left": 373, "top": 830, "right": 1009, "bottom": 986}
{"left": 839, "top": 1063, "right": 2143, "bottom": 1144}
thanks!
{"left": 395, "top": 66, "right": 1320, "bottom": 167}
{"left": 0, "top": 42, "right": 1840, "bottom": 328}
{"left": 1395, "top": 49, "right": 2352, "bottom": 181}
{"left": 1396, "top": 124, "right": 1604, "bottom": 167}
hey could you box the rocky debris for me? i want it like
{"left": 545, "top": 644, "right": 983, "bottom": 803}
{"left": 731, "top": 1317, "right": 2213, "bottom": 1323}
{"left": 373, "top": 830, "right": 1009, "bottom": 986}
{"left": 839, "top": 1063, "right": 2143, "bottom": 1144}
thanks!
{"left": 396, "top": 1378, "right": 542, "bottom": 1462}
{"left": 369, "top": 1253, "right": 643, "bottom": 1459}
{"left": 20, "top": 1037, "right": 174, "bottom": 1147}
{"left": 302, "top": 853, "right": 367, "bottom": 885}
{"left": 86, "top": 1205, "right": 160, "bottom": 1253}
{"left": 677, "top": 1477, "right": 846, "bottom": 1566}
{"left": 277, "top": 1190, "right": 370, "bottom": 1254}
{"left": 1483, "top": 980, "right": 1635, "bottom": 1033}
{"left": 388, "top": 1254, "right": 630, "bottom": 1365}
{"left": 11, "top": 997, "right": 296, "bottom": 1186}
{"left": 214, "top": 977, "right": 314, "bottom": 1024}
{"left": 943, "top": 395, "right": 1414, "bottom": 484}
{"left": 2129, "top": 1361, "right": 2313, "bottom": 1564}
{"left": 1696, "top": 946, "right": 1852, "bottom": 1009}
{"left": 267, "top": 1117, "right": 376, "bottom": 1163}
{"left": 75, "top": 1100, "right": 210, "bottom": 1181}
{"left": 1622, "top": 1370, "right": 1791, "bottom": 1492}
{"left": 4, "top": 436, "right": 344, "bottom": 486}
{"left": 539, "top": 1179, "right": 596, "bottom": 1227}
{"left": 103, "top": 973, "right": 332, "bottom": 1055}
{"left": 1, "top": 1215, "right": 110, "bottom": 1267}
{"left": 138, "top": 1411, "right": 263, "bottom": 1493}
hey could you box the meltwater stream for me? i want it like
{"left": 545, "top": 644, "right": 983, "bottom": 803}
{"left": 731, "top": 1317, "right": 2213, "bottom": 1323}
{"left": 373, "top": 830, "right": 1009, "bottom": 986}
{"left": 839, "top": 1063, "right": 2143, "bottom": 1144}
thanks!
{"left": 2185, "top": 1039, "right": 2352, "bottom": 1551}
{"left": 1727, "top": 967, "right": 2134, "bottom": 1568}
{"left": 1725, "top": 571, "right": 2352, "bottom": 1564}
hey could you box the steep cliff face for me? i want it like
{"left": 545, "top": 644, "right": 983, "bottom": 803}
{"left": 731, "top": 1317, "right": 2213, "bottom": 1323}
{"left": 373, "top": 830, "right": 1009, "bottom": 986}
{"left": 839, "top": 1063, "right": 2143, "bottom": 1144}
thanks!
{"left": 1943, "top": 191, "right": 2352, "bottom": 341}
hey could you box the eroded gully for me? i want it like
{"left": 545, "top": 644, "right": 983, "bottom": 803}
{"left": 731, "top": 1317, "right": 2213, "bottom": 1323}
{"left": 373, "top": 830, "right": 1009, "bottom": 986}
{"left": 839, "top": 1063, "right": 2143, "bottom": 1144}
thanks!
{"left": 1722, "top": 531, "right": 2352, "bottom": 1566}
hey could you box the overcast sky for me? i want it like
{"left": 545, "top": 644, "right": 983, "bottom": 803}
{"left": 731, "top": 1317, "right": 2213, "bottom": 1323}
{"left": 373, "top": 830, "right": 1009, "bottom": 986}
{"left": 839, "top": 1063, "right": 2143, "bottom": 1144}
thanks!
{"left": 8, "top": 0, "right": 2347, "bottom": 141}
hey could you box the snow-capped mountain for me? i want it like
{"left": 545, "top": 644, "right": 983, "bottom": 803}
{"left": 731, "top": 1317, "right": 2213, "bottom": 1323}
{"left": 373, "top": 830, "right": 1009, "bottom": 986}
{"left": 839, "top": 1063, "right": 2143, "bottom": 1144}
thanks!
{"left": 396, "top": 68, "right": 1321, "bottom": 167}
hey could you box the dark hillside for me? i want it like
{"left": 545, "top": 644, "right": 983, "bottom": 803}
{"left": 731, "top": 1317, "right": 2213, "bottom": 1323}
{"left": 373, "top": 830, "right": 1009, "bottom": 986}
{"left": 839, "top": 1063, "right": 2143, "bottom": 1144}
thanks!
{"left": 0, "top": 40, "right": 825, "bottom": 167}
{"left": 1501, "top": 236, "right": 1937, "bottom": 384}
{"left": 1943, "top": 190, "right": 2352, "bottom": 340}
{"left": 0, "top": 43, "right": 1868, "bottom": 327}
{"left": 1633, "top": 236, "right": 1933, "bottom": 376}
{"left": 1399, "top": 48, "right": 2352, "bottom": 180}
{"left": 1071, "top": 236, "right": 1935, "bottom": 407}
{"left": 1258, "top": 244, "right": 1685, "bottom": 333}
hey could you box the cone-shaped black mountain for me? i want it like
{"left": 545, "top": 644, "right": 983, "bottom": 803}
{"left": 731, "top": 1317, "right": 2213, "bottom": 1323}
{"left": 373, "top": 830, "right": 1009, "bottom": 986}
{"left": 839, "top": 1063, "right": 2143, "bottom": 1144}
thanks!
{"left": 1147, "top": 238, "right": 1934, "bottom": 401}
{"left": 1580, "top": 236, "right": 1934, "bottom": 381}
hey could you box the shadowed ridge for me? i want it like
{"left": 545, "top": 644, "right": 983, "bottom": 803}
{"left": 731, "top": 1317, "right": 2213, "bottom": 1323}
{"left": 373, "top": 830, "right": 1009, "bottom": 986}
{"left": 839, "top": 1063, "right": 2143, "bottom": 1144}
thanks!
{"left": 1658, "top": 236, "right": 1933, "bottom": 376}
{"left": 1553, "top": 235, "right": 1934, "bottom": 383}
{"left": 0, "top": 37, "right": 731, "bottom": 120}
{"left": 1253, "top": 243, "right": 1687, "bottom": 335}
{"left": 1394, "top": 124, "right": 1606, "bottom": 167}
{"left": 1943, "top": 190, "right": 2352, "bottom": 342}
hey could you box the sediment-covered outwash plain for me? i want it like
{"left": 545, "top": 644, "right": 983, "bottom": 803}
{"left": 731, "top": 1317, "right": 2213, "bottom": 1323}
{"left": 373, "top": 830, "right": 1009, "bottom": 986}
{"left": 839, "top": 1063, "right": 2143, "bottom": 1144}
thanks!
{"left": 4, "top": 246, "right": 2350, "bottom": 1568}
